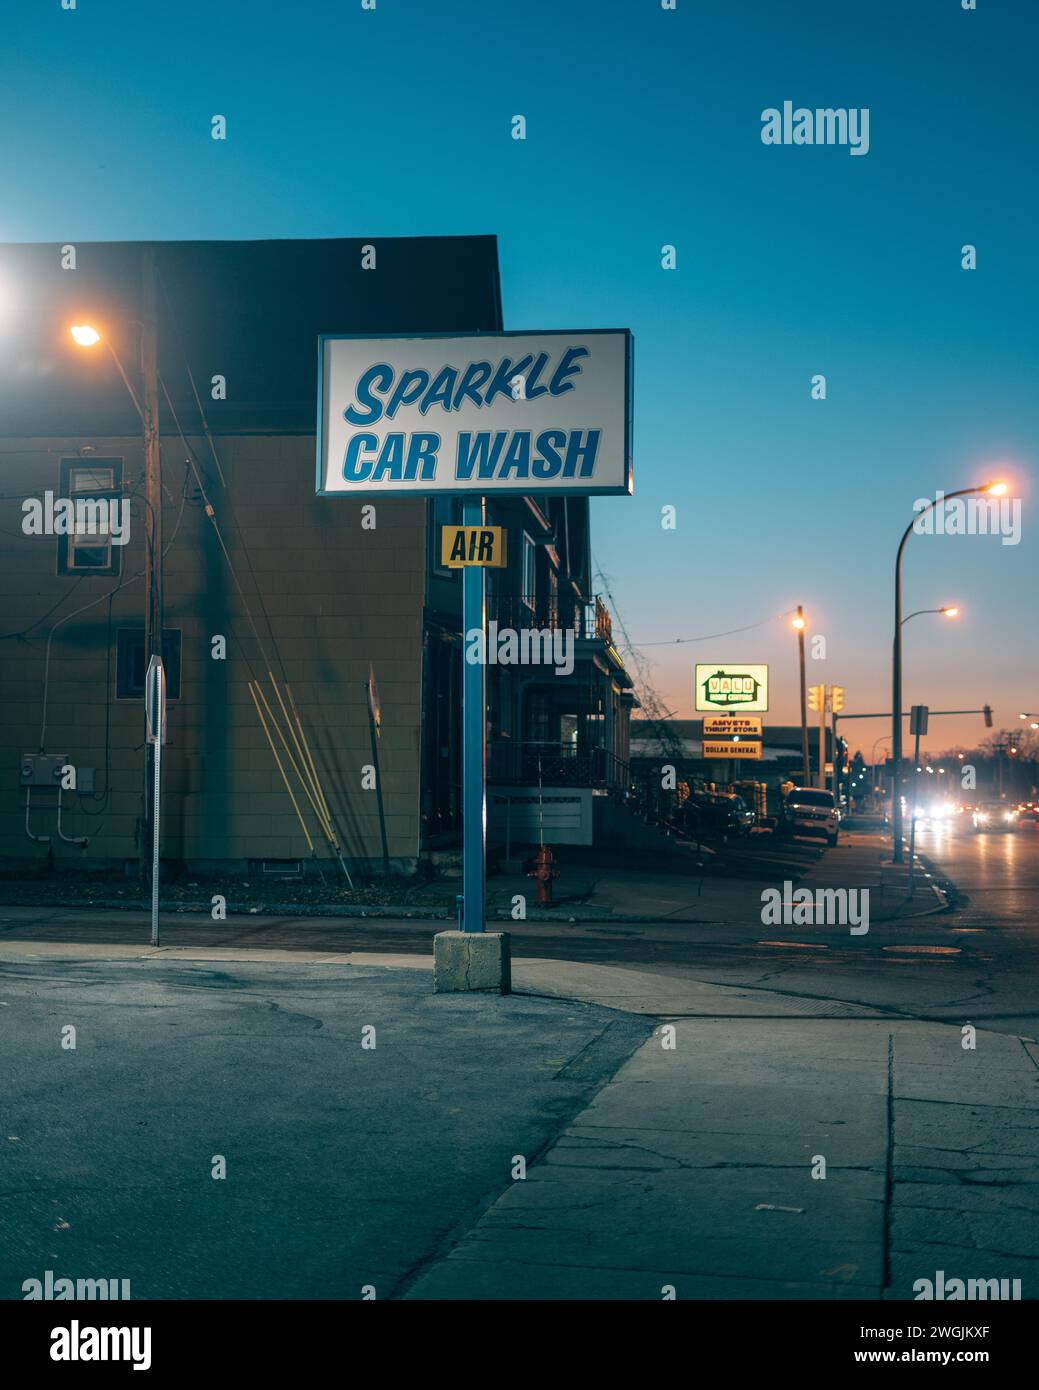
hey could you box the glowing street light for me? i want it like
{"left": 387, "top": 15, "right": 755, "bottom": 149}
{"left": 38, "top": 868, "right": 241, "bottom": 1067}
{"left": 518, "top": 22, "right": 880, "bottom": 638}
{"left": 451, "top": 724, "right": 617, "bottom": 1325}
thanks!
{"left": 69, "top": 321, "right": 144, "bottom": 419}
{"left": 892, "top": 477, "right": 1013, "bottom": 862}
{"left": 901, "top": 604, "right": 961, "bottom": 627}
{"left": 70, "top": 324, "right": 101, "bottom": 347}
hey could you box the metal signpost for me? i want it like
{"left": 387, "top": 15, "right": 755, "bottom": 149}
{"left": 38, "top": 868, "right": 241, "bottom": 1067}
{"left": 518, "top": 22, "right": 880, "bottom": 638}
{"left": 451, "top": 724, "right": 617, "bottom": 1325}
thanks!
{"left": 906, "top": 704, "right": 928, "bottom": 897}
{"left": 317, "top": 329, "right": 632, "bottom": 952}
{"left": 144, "top": 654, "right": 166, "bottom": 947}
{"left": 461, "top": 498, "right": 487, "bottom": 932}
{"left": 365, "top": 664, "right": 390, "bottom": 877}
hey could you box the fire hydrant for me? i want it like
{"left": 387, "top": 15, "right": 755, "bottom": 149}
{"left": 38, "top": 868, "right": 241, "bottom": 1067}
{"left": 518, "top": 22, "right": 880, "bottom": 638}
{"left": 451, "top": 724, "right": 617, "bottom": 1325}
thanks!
{"left": 528, "top": 844, "right": 558, "bottom": 906}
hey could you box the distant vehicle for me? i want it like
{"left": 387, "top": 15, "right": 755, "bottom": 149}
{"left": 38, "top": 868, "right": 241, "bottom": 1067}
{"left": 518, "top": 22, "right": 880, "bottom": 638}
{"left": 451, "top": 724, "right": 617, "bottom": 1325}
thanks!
{"left": 783, "top": 787, "right": 839, "bottom": 846}
{"left": 682, "top": 792, "right": 753, "bottom": 839}
{"left": 1017, "top": 802, "right": 1039, "bottom": 825}
{"left": 973, "top": 801, "right": 1018, "bottom": 833}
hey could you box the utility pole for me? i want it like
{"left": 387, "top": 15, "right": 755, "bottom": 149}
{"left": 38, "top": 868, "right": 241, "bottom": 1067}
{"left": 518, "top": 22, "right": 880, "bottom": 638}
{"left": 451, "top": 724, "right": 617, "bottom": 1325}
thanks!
{"left": 796, "top": 606, "right": 810, "bottom": 788}
{"left": 818, "top": 686, "right": 828, "bottom": 790}
{"left": 139, "top": 246, "right": 163, "bottom": 880}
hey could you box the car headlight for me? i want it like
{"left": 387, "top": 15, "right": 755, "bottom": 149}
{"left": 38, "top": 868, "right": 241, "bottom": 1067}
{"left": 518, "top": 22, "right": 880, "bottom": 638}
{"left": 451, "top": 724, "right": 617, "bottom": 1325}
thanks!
{"left": 1004, "top": 812, "right": 1014, "bottom": 822}
{"left": 976, "top": 813, "right": 989, "bottom": 823}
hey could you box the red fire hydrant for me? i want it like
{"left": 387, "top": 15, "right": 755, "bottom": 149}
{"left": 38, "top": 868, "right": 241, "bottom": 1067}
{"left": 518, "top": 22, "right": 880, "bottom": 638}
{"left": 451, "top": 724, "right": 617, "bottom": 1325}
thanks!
{"left": 528, "top": 844, "right": 558, "bottom": 906}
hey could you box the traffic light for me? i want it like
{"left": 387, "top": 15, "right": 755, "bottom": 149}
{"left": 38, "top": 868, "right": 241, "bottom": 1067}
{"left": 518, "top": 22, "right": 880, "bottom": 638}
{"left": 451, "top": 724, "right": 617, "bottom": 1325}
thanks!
{"left": 983, "top": 704, "right": 993, "bottom": 728}
{"left": 808, "top": 684, "right": 824, "bottom": 712}
{"left": 831, "top": 685, "right": 845, "bottom": 713}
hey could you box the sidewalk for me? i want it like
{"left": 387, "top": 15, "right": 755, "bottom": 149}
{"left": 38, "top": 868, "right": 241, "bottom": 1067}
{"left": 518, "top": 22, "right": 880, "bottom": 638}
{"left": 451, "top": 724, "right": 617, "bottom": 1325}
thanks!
{"left": 5, "top": 930, "right": 1034, "bottom": 1301}
{"left": 404, "top": 1010, "right": 1039, "bottom": 1300}
{"left": 0, "top": 833, "right": 944, "bottom": 934}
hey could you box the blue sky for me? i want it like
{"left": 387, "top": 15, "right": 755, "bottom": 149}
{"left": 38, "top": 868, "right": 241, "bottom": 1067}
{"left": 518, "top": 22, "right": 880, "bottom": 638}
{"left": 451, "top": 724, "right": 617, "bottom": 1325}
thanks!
{"left": 3, "top": 0, "right": 1036, "bottom": 755}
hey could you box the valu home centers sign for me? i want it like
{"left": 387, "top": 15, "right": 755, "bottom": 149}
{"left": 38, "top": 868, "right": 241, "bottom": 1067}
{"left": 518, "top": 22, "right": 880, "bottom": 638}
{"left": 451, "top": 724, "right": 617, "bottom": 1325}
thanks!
{"left": 317, "top": 330, "right": 632, "bottom": 496}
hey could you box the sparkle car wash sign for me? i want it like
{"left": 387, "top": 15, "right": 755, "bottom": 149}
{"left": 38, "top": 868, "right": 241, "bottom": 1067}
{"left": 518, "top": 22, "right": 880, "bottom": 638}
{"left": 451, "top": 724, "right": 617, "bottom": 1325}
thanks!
{"left": 695, "top": 664, "right": 769, "bottom": 714}
{"left": 317, "top": 330, "right": 632, "bottom": 496}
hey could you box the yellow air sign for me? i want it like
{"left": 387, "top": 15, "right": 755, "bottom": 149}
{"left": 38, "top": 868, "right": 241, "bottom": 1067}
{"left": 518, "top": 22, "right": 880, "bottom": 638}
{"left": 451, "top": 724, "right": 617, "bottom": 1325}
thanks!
{"left": 441, "top": 525, "right": 508, "bottom": 568}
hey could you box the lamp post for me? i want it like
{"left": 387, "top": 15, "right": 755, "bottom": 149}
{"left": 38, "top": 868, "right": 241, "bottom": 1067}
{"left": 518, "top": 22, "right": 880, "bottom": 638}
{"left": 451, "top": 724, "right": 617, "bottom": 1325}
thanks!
{"left": 902, "top": 606, "right": 959, "bottom": 625}
{"left": 892, "top": 482, "right": 1006, "bottom": 862}
{"left": 793, "top": 607, "right": 810, "bottom": 788}
{"left": 870, "top": 733, "right": 891, "bottom": 804}
{"left": 69, "top": 248, "right": 164, "bottom": 880}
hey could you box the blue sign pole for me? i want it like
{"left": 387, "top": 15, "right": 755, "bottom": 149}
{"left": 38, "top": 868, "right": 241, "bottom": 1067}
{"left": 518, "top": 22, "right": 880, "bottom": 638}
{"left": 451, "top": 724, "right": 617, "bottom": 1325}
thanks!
{"left": 462, "top": 497, "right": 486, "bottom": 933}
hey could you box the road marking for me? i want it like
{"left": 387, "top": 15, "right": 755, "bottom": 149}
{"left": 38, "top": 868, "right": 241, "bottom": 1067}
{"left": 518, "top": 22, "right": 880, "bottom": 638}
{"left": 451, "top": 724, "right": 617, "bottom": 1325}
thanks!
{"left": 882, "top": 944, "right": 960, "bottom": 955}
{"left": 756, "top": 940, "right": 828, "bottom": 949}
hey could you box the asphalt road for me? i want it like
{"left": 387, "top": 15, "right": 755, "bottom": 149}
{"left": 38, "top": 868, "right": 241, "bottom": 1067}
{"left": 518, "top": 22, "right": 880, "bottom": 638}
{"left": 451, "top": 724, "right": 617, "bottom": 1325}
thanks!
{"left": 2, "top": 822, "right": 1036, "bottom": 1037}
{"left": 0, "top": 957, "right": 648, "bottom": 1300}
{"left": 634, "top": 818, "right": 1039, "bottom": 1039}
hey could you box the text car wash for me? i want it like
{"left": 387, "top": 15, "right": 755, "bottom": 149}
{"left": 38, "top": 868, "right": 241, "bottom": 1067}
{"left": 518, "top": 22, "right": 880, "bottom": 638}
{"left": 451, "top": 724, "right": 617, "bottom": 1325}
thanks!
{"left": 339, "top": 345, "right": 602, "bottom": 484}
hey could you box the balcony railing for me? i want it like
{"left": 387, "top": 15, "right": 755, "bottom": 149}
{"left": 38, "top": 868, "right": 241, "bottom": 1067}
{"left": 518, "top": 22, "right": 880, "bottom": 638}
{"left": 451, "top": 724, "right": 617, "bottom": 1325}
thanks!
{"left": 489, "top": 740, "right": 632, "bottom": 791}
{"left": 489, "top": 594, "right": 614, "bottom": 643}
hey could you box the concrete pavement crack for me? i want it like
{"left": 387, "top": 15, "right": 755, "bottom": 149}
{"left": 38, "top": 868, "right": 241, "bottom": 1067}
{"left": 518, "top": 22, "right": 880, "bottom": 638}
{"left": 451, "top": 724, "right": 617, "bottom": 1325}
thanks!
{"left": 882, "top": 1033, "right": 894, "bottom": 1294}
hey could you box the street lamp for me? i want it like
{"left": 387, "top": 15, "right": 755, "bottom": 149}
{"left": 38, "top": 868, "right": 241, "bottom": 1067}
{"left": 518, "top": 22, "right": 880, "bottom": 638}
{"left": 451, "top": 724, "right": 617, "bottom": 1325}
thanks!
{"left": 901, "top": 605, "right": 960, "bottom": 626}
{"left": 892, "top": 481, "right": 1006, "bottom": 863}
{"left": 870, "top": 733, "right": 891, "bottom": 802}
{"left": 793, "top": 607, "right": 811, "bottom": 788}
{"left": 67, "top": 250, "right": 164, "bottom": 883}
{"left": 1020, "top": 712, "right": 1039, "bottom": 730}
{"left": 69, "top": 322, "right": 145, "bottom": 421}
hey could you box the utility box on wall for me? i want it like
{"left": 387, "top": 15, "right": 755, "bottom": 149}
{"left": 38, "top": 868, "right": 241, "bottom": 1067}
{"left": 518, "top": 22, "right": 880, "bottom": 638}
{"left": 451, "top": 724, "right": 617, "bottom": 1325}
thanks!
{"left": 19, "top": 754, "right": 68, "bottom": 787}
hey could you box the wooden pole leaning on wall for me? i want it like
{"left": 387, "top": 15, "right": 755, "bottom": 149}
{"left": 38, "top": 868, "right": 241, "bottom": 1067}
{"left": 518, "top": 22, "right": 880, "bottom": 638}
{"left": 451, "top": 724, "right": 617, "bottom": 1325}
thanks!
{"left": 283, "top": 682, "right": 356, "bottom": 889}
{"left": 252, "top": 677, "right": 356, "bottom": 890}
{"left": 248, "top": 680, "right": 315, "bottom": 854}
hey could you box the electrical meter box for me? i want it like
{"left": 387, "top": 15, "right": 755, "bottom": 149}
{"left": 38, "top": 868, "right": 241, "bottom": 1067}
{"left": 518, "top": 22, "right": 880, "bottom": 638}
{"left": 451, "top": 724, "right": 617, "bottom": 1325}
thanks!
{"left": 19, "top": 754, "right": 69, "bottom": 787}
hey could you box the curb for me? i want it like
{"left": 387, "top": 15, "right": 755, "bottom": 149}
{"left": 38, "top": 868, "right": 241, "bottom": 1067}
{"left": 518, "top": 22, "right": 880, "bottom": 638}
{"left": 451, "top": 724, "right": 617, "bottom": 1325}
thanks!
{"left": 0, "top": 894, "right": 728, "bottom": 927}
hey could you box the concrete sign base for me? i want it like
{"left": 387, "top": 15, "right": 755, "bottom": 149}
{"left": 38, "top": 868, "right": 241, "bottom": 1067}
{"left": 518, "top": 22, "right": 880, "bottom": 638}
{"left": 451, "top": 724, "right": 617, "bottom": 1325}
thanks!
{"left": 433, "top": 931, "right": 511, "bottom": 995}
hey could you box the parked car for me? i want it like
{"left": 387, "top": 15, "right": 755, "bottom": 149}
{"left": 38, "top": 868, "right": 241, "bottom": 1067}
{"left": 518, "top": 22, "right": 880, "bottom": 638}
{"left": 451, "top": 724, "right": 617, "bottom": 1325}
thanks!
{"left": 681, "top": 792, "right": 753, "bottom": 839}
{"left": 783, "top": 787, "right": 840, "bottom": 846}
{"left": 973, "top": 801, "right": 1018, "bottom": 833}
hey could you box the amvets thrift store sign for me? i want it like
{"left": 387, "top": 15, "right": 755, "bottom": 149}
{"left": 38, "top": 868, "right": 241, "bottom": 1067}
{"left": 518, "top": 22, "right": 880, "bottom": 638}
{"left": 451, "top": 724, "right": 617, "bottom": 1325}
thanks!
{"left": 317, "top": 330, "right": 632, "bottom": 496}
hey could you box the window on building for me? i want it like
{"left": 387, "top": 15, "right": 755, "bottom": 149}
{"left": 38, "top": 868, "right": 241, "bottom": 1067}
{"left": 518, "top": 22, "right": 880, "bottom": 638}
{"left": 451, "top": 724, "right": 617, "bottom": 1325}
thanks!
{"left": 57, "top": 458, "right": 124, "bottom": 577}
{"left": 521, "top": 533, "right": 536, "bottom": 611}
{"left": 116, "top": 629, "right": 182, "bottom": 700}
